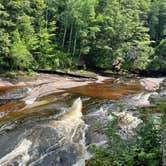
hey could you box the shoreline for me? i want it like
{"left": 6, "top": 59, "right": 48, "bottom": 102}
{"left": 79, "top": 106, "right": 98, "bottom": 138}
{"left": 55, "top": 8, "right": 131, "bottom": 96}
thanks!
{"left": 0, "top": 73, "right": 110, "bottom": 100}
{"left": 0, "top": 73, "right": 109, "bottom": 88}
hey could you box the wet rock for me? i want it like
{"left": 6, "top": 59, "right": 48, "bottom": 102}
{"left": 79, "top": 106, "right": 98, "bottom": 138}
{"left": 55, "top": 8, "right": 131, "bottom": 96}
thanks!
{"left": 0, "top": 98, "right": 87, "bottom": 166}
{"left": 26, "top": 125, "right": 85, "bottom": 166}
{"left": 86, "top": 131, "right": 108, "bottom": 147}
{"left": 149, "top": 93, "right": 166, "bottom": 105}
{"left": 85, "top": 107, "right": 110, "bottom": 145}
{"left": 140, "top": 78, "right": 165, "bottom": 91}
{"left": 0, "top": 101, "right": 25, "bottom": 118}
{"left": 0, "top": 99, "right": 12, "bottom": 106}
{"left": 159, "top": 79, "right": 166, "bottom": 91}
{"left": 0, "top": 88, "right": 30, "bottom": 100}
{"left": 0, "top": 125, "right": 85, "bottom": 166}
{"left": 121, "top": 91, "right": 158, "bottom": 108}
{"left": 149, "top": 80, "right": 166, "bottom": 105}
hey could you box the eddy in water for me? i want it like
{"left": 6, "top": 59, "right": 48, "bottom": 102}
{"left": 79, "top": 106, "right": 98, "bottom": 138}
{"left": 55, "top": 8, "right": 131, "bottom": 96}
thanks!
{"left": 0, "top": 98, "right": 86, "bottom": 166}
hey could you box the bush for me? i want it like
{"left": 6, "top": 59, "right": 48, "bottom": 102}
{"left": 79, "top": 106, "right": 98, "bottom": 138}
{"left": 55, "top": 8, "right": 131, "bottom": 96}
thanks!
{"left": 89, "top": 119, "right": 163, "bottom": 166}
{"left": 149, "top": 38, "right": 166, "bottom": 71}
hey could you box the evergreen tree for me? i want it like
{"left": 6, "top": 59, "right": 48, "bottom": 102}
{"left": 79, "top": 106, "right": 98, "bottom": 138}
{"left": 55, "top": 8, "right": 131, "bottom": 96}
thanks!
{"left": 0, "top": 0, "right": 165, "bottom": 72}
{"left": 10, "top": 29, "right": 33, "bottom": 70}
{"left": 0, "top": 2, "right": 13, "bottom": 69}
{"left": 149, "top": 0, "right": 166, "bottom": 44}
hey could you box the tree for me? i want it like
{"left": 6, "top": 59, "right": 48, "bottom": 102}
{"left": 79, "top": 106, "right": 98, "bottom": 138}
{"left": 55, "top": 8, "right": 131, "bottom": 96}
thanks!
{"left": 150, "top": 38, "right": 166, "bottom": 71}
{"left": 0, "top": 0, "right": 165, "bottom": 72}
{"left": 10, "top": 29, "right": 33, "bottom": 70}
{"left": 149, "top": 0, "right": 166, "bottom": 44}
{"left": 86, "top": 0, "right": 153, "bottom": 70}
{"left": 0, "top": 0, "right": 37, "bottom": 70}
{"left": 0, "top": 2, "right": 13, "bottom": 69}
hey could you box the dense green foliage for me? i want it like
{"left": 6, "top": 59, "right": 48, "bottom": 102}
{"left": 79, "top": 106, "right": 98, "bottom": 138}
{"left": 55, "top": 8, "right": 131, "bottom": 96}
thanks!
{"left": 89, "top": 117, "right": 164, "bottom": 166}
{"left": 0, "top": 0, "right": 166, "bottom": 71}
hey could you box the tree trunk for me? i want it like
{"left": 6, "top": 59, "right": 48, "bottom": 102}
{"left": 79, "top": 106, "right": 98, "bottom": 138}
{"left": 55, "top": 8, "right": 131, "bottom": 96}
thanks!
{"left": 62, "top": 27, "right": 67, "bottom": 48}
{"left": 73, "top": 32, "right": 77, "bottom": 56}
{"left": 68, "top": 26, "right": 73, "bottom": 53}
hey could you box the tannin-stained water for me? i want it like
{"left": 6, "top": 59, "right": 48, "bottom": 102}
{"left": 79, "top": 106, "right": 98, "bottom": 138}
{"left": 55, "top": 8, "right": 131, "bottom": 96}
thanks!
{"left": 0, "top": 77, "right": 165, "bottom": 166}
{"left": 69, "top": 79, "right": 144, "bottom": 99}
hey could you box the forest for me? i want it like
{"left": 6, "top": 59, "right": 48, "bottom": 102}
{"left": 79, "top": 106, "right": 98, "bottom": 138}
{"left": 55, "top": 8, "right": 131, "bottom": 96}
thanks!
{"left": 0, "top": 0, "right": 166, "bottom": 73}
{"left": 0, "top": 1, "right": 166, "bottom": 165}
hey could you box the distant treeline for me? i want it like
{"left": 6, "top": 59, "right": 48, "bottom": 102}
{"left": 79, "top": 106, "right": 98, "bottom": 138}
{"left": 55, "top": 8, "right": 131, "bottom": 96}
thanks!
{"left": 0, "top": 0, "right": 166, "bottom": 72}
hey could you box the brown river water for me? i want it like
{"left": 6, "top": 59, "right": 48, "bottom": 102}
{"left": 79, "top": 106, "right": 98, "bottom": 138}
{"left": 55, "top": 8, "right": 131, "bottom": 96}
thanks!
{"left": 0, "top": 76, "right": 165, "bottom": 166}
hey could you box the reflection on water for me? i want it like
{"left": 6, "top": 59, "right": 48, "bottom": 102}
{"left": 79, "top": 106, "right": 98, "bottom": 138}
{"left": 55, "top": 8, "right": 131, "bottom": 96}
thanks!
{"left": 69, "top": 79, "right": 144, "bottom": 99}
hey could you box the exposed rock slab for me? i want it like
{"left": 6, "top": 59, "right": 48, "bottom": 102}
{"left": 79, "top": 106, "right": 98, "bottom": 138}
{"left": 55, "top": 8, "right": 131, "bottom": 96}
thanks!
{"left": 140, "top": 78, "right": 165, "bottom": 91}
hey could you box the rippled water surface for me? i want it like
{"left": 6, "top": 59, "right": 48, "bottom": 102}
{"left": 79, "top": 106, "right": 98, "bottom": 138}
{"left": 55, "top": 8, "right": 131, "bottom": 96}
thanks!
{"left": 0, "top": 77, "right": 165, "bottom": 166}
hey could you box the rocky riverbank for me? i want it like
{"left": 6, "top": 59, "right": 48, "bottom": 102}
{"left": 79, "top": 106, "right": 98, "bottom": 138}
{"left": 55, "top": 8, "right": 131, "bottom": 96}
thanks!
{"left": 0, "top": 73, "right": 166, "bottom": 165}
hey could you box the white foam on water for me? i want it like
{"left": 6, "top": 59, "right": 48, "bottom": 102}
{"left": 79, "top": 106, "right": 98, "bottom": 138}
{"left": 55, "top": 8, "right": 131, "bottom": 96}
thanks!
{"left": 128, "top": 92, "right": 157, "bottom": 107}
{"left": 0, "top": 139, "right": 32, "bottom": 166}
{"left": 49, "top": 98, "right": 83, "bottom": 129}
{"left": 0, "top": 98, "right": 88, "bottom": 166}
{"left": 113, "top": 111, "right": 143, "bottom": 139}
{"left": 87, "top": 107, "right": 107, "bottom": 117}
{"left": 25, "top": 97, "right": 36, "bottom": 105}
{"left": 48, "top": 98, "right": 89, "bottom": 165}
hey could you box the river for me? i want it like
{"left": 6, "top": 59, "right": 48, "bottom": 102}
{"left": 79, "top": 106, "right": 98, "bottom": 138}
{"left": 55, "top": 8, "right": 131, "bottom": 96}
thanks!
{"left": 0, "top": 75, "right": 165, "bottom": 166}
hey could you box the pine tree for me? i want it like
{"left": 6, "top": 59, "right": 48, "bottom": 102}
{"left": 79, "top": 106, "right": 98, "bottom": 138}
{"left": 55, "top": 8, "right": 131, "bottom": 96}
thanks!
{"left": 10, "top": 29, "right": 33, "bottom": 70}
{"left": 0, "top": 2, "right": 13, "bottom": 69}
